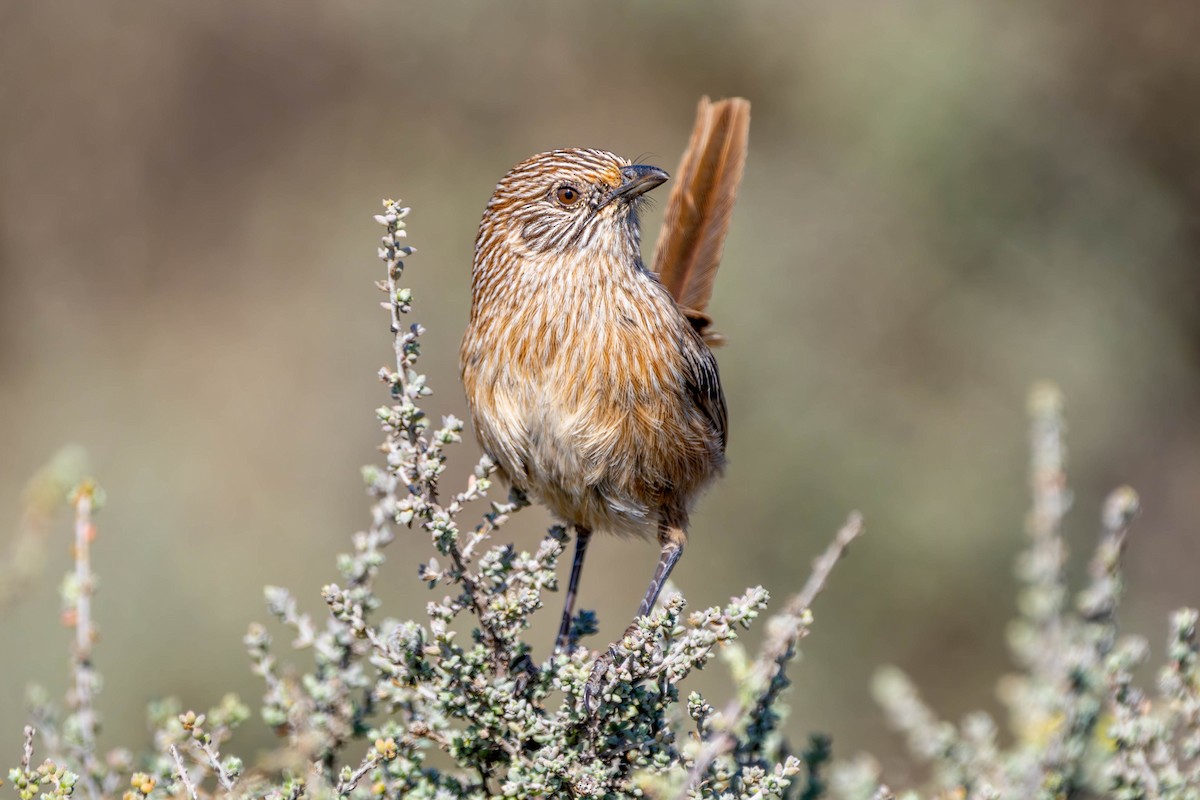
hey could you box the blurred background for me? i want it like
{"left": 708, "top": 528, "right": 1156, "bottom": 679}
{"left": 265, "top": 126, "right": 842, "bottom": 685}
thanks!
{"left": 2, "top": 0, "right": 1199, "bottom": 779}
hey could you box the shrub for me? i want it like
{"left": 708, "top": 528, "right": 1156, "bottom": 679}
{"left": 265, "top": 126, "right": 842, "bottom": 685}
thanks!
{"left": 6, "top": 201, "right": 1198, "bottom": 800}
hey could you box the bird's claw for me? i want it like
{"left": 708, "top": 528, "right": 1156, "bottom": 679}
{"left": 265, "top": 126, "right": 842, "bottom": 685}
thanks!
{"left": 582, "top": 647, "right": 617, "bottom": 715}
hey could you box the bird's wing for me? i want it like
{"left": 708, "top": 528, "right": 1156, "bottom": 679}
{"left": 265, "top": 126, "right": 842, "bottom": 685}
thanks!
{"left": 652, "top": 96, "right": 751, "bottom": 347}
{"left": 683, "top": 330, "right": 728, "bottom": 453}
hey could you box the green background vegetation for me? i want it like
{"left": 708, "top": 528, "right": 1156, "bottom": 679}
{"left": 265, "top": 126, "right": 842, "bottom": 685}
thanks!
{"left": 2, "top": 1, "right": 1199, "bottom": 775}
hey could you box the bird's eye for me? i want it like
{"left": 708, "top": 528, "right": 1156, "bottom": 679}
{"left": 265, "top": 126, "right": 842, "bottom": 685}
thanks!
{"left": 555, "top": 185, "right": 581, "bottom": 206}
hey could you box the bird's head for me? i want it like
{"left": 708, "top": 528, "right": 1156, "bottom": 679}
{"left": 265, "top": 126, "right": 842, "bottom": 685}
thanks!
{"left": 475, "top": 148, "right": 669, "bottom": 267}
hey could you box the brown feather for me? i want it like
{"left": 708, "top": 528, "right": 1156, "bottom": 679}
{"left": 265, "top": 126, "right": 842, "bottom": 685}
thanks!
{"left": 463, "top": 140, "right": 739, "bottom": 683}
{"left": 652, "top": 96, "right": 751, "bottom": 346}
{"left": 461, "top": 148, "right": 726, "bottom": 542}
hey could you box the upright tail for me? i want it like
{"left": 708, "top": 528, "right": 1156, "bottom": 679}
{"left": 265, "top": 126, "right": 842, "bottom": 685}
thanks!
{"left": 652, "top": 96, "right": 751, "bottom": 347}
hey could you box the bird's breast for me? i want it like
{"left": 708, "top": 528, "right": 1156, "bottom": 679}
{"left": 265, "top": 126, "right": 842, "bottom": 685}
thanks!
{"left": 462, "top": 272, "right": 717, "bottom": 536}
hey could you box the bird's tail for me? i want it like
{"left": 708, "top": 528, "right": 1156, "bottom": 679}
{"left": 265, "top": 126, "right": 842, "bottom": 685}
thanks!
{"left": 652, "top": 96, "right": 751, "bottom": 347}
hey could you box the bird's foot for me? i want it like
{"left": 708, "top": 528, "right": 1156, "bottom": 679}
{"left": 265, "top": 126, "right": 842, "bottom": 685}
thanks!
{"left": 582, "top": 647, "right": 615, "bottom": 715}
{"left": 581, "top": 621, "right": 644, "bottom": 714}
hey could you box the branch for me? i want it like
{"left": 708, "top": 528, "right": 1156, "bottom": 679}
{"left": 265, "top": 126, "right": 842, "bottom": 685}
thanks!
{"left": 1018, "top": 383, "right": 1070, "bottom": 664}
{"left": 198, "top": 736, "right": 238, "bottom": 794}
{"left": 21, "top": 725, "right": 35, "bottom": 772}
{"left": 66, "top": 481, "right": 102, "bottom": 800}
{"left": 680, "top": 512, "right": 864, "bottom": 796}
{"left": 169, "top": 745, "right": 199, "bottom": 800}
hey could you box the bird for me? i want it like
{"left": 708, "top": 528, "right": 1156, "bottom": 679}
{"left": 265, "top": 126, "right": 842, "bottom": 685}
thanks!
{"left": 459, "top": 97, "right": 750, "bottom": 710}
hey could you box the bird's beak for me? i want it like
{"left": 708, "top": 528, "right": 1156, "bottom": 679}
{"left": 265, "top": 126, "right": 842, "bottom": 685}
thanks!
{"left": 602, "top": 165, "right": 669, "bottom": 207}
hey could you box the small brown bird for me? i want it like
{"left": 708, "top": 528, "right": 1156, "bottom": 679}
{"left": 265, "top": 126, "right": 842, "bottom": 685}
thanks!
{"left": 460, "top": 98, "right": 750, "bottom": 706}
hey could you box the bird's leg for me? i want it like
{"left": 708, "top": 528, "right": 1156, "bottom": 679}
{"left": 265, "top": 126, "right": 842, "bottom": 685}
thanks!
{"left": 637, "top": 535, "right": 684, "bottom": 618}
{"left": 554, "top": 526, "right": 592, "bottom": 653}
{"left": 583, "top": 524, "right": 686, "bottom": 713}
